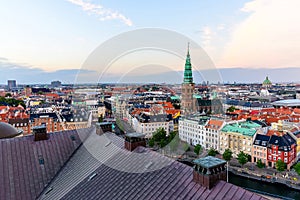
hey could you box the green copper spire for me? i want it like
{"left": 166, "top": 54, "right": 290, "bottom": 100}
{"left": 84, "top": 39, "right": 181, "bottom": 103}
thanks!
{"left": 183, "top": 43, "right": 193, "bottom": 84}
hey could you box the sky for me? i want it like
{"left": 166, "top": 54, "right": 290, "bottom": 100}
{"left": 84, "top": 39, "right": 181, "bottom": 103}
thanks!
{"left": 0, "top": 0, "right": 299, "bottom": 84}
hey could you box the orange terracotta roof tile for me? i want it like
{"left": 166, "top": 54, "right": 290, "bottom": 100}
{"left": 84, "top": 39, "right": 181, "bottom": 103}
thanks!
{"left": 206, "top": 119, "right": 224, "bottom": 129}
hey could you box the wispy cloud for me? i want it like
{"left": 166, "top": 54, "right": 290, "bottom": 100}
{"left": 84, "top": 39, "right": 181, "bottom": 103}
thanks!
{"left": 201, "top": 26, "right": 214, "bottom": 46}
{"left": 66, "top": 0, "right": 133, "bottom": 26}
{"left": 222, "top": 0, "right": 300, "bottom": 68}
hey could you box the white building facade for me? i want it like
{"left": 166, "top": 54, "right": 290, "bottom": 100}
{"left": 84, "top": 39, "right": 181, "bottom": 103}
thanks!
{"left": 179, "top": 115, "right": 225, "bottom": 150}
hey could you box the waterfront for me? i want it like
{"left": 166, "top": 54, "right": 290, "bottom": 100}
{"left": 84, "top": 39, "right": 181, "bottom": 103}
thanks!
{"left": 229, "top": 172, "right": 300, "bottom": 200}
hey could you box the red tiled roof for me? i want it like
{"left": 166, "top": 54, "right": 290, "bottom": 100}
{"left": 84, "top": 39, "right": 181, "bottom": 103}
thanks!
{"left": 294, "top": 108, "right": 300, "bottom": 114}
{"left": 266, "top": 129, "right": 283, "bottom": 136}
{"left": 45, "top": 93, "right": 60, "bottom": 98}
{"left": 206, "top": 119, "right": 224, "bottom": 129}
{"left": 0, "top": 106, "right": 8, "bottom": 110}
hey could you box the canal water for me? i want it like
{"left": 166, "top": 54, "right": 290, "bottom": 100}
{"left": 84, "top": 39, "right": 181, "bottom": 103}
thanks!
{"left": 229, "top": 172, "right": 300, "bottom": 200}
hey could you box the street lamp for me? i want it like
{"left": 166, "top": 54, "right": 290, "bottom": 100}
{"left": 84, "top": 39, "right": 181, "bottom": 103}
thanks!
{"left": 227, "top": 161, "right": 229, "bottom": 182}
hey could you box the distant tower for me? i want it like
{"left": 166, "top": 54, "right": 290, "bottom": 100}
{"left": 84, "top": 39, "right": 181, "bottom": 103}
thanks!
{"left": 7, "top": 80, "right": 16, "bottom": 90}
{"left": 24, "top": 85, "right": 32, "bottom": 97}
{"left": 181, "top": 43, "right": 195, "bottom": 115}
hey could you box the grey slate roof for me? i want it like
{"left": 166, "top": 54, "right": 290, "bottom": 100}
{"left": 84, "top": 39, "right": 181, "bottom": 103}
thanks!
{"left": 39, "top": 131, "right": 267, "bottom": 200}
{"left": 253, "top": 134, "right": 270, "bottom": 147}
{"left": 0, "top": 127, "right": 92, "bottom": 200}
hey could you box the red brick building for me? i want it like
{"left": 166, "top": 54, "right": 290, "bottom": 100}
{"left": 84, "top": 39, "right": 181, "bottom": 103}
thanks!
{"left": 266, "top": 131, "right": 296, "bottom": 170}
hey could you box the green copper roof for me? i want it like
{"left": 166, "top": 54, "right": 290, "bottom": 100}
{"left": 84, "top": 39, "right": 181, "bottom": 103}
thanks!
{"left": 193, "top": 156, "right": 226, "bottom": 168}
{"left": 183, "top": 43, "right": 193, "bottom": 84}
{"left": 263, "top": 76, "right": 272, "bottom": 85}
{"left": 170, "top": 95, "right": 180, "bottom": 100}
{"left": 221, "top": 121, "right": 260, "bottom": 137}
{"left": 193, "top": 94, "right": 202, "bottom": 99}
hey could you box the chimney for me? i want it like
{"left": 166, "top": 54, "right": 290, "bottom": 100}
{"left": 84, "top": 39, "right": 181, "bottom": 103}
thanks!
{"left": 193, "top": 156, "right": 227, "bottom": 189}
{"left": 33, "top": 125, "right": 48, "bottom": 141}
{"left": 96, "top": 122, "right": 112, "bottom": 135}
{"left": 124, "top": 133, "right": 146, "bottom": 151}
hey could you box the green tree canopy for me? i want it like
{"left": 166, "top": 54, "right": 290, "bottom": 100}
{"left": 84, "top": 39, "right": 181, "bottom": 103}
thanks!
{"left": 148, "top": 138, "right": 155, "bottom": 147}
{"left": 0, "top": 96, "right": 26, "bottom": 109}
{"left": 207, "top": 148, "right": 217, "bottom": 156}
{"left": 293, "top": 162, "right": 300, "bottom": 175}
{"left": 237, "top": 151, "right": 248, "bottom": 167}
{"left": 194, "top": 144, "right": 202, "bottom": 155}
{"left": 152, "top": 127, "right": 167, "bottom": 142}
{"left": 275, "top": 159, "right": 286, "bottom": 172}
{"left": 257, "top": 159, "right": 265, "bottom": 168}
{"left": 5, "top": 93, "right": 12, "bottom": 97}
{"left": 98, "top": 114, "right": 103, "bottom": 123}
{"left": 227, "top": 106, "right": 237, "bottom": 112}
{"left": 222, "top": 149, "right": 233, "bottom": 162}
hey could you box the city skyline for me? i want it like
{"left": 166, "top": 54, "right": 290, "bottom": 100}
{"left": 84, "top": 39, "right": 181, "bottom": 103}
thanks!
{"left": 1, "top": 0, "right": 300, "bottom": 84}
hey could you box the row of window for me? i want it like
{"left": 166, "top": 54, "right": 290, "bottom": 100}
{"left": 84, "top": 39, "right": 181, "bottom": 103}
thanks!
{"left": 253, "top": 151, "right": 266, "bottom": 157}
{"left": 268, "top": 155, "right": 288, "bottom": 163}
{"left": 268, "top": 149, "right": 289, "bottom": 156}
{"left": 12, "top": 123, "right": 28, "bottom": 127}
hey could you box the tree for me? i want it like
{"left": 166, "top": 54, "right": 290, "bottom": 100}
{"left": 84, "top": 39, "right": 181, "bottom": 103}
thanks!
{"left": 293, "top": 162, "right": 300, "bottom": 175}
{"left": 207, "top": 148, "right": 217, "bottom": 156}
{"left": 194, "top": 144, "right": 202, "bottom": 155}
{"left": 98, "top": 114, "right": 103, "bottom": 123}
{"left": 222, "top": 149, "right": 233, "bottom": 162}
{"left": 148, "top": 138, "right": 155, "bottom": 147}
{"left": 169, "top": 131, "right": 177, "bottom": 141}
{"left": 276, "top": 159, "right": 286, "bottom": 172}
{"left": 5, "top": 93, "right": 12, "bottom": 97}
{"left": 257, "top": 159, "right": 265, "bottom": 168}
{"left": 152, "top": 128, "right": 167, "bottom": 142}
{"left": 222, "top": 148, "right": 232, "bottom": 183}
{"left": 237, "top": 151, "right": 248, "bottom": 167}
{"left": 159, "top": 139, "right": 167, "bottom": 148}
{"left": 227, "top": 106, "right": 236, "bottom": 112}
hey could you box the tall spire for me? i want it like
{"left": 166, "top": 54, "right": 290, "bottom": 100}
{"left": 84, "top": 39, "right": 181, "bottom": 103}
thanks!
{"left": 187, "top": 42, "right": 190, "bottom": 56}
{"left": 183, "top": 42, "right": 193, "bottom": 84}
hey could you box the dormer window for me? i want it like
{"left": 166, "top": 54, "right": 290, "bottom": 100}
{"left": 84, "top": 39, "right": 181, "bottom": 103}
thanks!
{"left": 38, "top": 155, "right": 44, "bottom": 165}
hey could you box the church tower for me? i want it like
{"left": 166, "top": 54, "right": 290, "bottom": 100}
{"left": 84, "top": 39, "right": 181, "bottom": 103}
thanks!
{"left": 181, "top": 44, "right": 195, "bottom": 115}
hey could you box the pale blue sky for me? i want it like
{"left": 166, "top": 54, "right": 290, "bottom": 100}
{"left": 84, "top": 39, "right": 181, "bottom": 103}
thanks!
{"left": 0, "top": 0, "right": 299, "bottom": 83}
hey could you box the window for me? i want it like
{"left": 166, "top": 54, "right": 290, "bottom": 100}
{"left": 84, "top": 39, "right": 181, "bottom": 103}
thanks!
{"left": 70, "top": 135, "right": 76, "bottom": 141}
{"left": 38, "top": 155, "right": 44, "bottom": 165}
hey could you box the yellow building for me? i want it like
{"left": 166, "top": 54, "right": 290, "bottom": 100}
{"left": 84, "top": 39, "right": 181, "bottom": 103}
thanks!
{"left": 220, "top": 121, "right": 261, "bottom": 157}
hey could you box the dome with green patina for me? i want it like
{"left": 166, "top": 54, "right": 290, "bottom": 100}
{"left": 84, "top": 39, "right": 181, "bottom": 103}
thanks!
{"left": 262, "top": 76, "right": 272, "bottom": 85}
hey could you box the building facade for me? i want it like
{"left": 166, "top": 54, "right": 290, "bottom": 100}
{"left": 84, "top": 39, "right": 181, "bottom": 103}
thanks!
{"left": 220, "top": 121, "right": 261, "bottom": 156}
{"left": 131, "top": 114, "right": 173, "bottom": 138}
{"left": 252, "top": 134, "right": 270, "bottom": 166}
{"left": 266, "top": 133, "right": 296, "bottom": 170}
{"left": 178, "top": 115, "right": 222, "bottom": 148}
